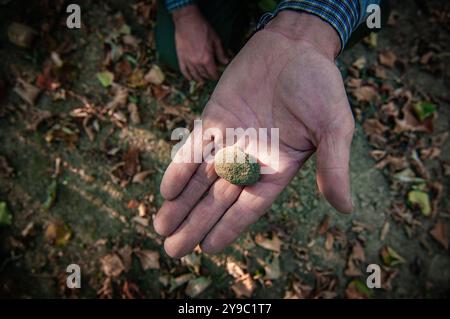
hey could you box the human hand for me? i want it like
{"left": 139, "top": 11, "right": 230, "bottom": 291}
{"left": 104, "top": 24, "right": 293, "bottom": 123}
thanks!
{"left": 155, "top": 11, "right": 355, "bottom": 258}
{"left": 173, "top": 4, "right": 229, "bottom": 82}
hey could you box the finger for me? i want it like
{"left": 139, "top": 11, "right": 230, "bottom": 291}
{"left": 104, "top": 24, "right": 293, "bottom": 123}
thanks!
{"left": 179, "top": 60, "right": 192, "bottom": 81}
{"left": 316, "top": 126, "right": 355, "bottom": 214}
{"left": 187, "top": 64, "right": 204, "bottom": 83}
{"left": 213, "top": 37, "right": 229, "bottom": 65}
{"left": 154, "top": 161, "right": 218, "bottom": 237}
{"left": 200, "top": 180, "right": 285, "bottom": 254}
{"left": 202, "top": 59, "right": 219, "bottom": 80}
{"left": 160, "top": 124, "right": 205, "bottom": 200}
{"left": 197, "top": 64, "right": 211, "bottom": 81}
{"left": 164, "top": 179, "right": 242, "bottom": 258}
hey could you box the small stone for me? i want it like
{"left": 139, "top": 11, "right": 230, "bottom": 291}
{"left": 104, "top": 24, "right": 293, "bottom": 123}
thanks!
{"left": 214, "top": 146, "right": 260, "bottom": 186}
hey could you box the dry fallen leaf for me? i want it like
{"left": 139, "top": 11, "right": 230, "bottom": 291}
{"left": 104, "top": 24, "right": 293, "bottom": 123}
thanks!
{"left": 169, "top": 273, "right": 195, "bottom": 292}
{"left": 14, "top": 78, "right": 41, "bottom": 105}
{"left": 363, "top": 118, "right": 388, "bottom": 136}
{"left": 325, "top": 233, "right": 334, "bottom": 251}
{"left": 316, "top": 215, "right": 331, "bottom": 236}
{"left": 345, "top": 242, "right": 365, "bottom": 277}
{"left": 134, "top": 249, "right": 160, "bottom": 270}
{"left": 264, "top": 254, "right": 281, "bottom": 280}
{"left": 144, "top": 65, "right": 165, "bottom": 85}
{"left": 185, "top": 277, "right": 211, "bottom": 298}
{"left": 122, "top": 281, "right": 142, "bottom": 299}
{"left": 378, "top": 51, "right": 397, "bottom": 68}
{"left": 44, "top": 220, "right": 71, "bottom": 246}
{"left": 132, "top": 170, "right": 152, "bottom": 184}
{"left": 7, "top": 22, "right": 36, "bottom": 48}
{"left": 226, "top": 260, "right": 246, "bottom": 279}
{"left": 380, "top": 220, "right": 390, "bottom": 241}
{"left": 106, "top": 85, "right": 128, "bottom": 112}
{"left": 352, "top": 85, "right": 379, "bottom": 103}
{"left": 97, "top": 277, "right": 113, "bottom": 299}
{"left": 118, "top": 245, "right": 133, "bottom": 272}
{"left": 128, "top": 103, "right": 141, "bottom": 124}
{"left": 254, "top": 233, "right": 282, "bottom": 253}
{"left": 430, "top": 220, "right": 448, "bottom": 250}
{"left": 181, "top": 252, "right": 202, "bottom": 274}
{"left": 231, "top": 274, "right": 256, "bottom": 298}
{"left": 123, "top": 147, "right": 140, "bottom": 178}
{"left": 101, "top": 253, "right": 125, "bottom": 278}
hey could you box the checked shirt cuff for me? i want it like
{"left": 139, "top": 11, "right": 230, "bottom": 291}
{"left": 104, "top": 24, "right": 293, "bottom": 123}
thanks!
{"left": 257, "top": 0, "right": 361, "bottom": 53}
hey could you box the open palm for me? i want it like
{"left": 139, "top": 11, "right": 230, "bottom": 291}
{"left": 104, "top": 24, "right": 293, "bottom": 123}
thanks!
{"left": 154, "top": 13, "right": 355, "bottom": 258}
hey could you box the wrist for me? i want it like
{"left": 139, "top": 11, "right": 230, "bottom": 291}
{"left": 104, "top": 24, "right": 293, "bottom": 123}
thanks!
{"left": 265, "top": 11, "right": 341, "bottom": 60}
{"left": 172, "top": 4, "right": 202, "bottom": 25}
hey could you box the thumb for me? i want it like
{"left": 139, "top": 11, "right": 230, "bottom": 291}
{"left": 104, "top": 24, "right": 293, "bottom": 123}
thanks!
{"left": 213, "top": 37, "right": 229, "bottom": 65}
{"left": 315, "top": 125, "right": 355, "bottom": 214}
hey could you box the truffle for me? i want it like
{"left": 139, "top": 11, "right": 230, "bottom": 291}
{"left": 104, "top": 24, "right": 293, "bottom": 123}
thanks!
{"left": 214, "top": 146, "right": 260, "bottom": 185}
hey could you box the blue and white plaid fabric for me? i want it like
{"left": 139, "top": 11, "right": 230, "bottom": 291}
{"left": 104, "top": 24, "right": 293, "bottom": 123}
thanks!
{"left": 165, "top": 0, "right": 194, "bottom": 12}
{"left": 165, "top": 0, "right": 381, "bottom": 52}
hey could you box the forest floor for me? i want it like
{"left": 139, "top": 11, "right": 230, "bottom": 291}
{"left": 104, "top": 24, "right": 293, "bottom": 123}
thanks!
{"left": 0, "top": 0, "right": 449, "bottom": 298}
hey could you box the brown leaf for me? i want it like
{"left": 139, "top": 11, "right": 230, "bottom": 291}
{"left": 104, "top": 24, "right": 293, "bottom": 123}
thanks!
{"left": 231, "top": 274, "right": 256, "bottom": 298}
{"left": 344, "top": 242, "right": 365, "bottom": 277}
{"left": 394, "top": 105, "right": 434, "bottom": 133}
{"left": 325, "top": 233, "right": 334, "bottom": 251}
{"left": 97, "top": 277, "right": 113, "bottom": 299}
{"left": 375, "top": 155, "right": 407, "bottom": 172}
{"left": 123, "top": 147, "right": 140, "bottom": 178}
{"left": 128, "top": 103, "right": 141, "bottom": 124}
{"left": 101, "top": 253, "right": 125, "bottom": 278}
{"left": 363, "top": 118, "right": 388, "bottom": 136}
{"left": 226, "top": 260, "right": 246, "bottom": 279}
{"left": 134, "top": 249, "right": 160, "bottom": 270}
{"left": 352, "top": 57, "right": 366, "bottom": 70}
{"left": 254, "top": 233, "right": 282, "bottom": 253}
{"left": 14, "top": 78, "right": 41, "bottom": 105}
{"left": 380, "top": 220, "right": 390, "bottom": 241}
{"left": 106, "top": 85, "right": 128, "bottom": 112}
{"left": 420, "top": 147, "right": 441, "bottom": 160}
{"left": 26, "top": 109, "right": 52, "bottom": 131}
{"left": 378, "top": 51, "right": 397, "bottom": 68}
{"left": 132, "top": 170, "right": 152, "bottom": 184}
{"left": 369, "top": 150, "right": 386, "bottom": 161}
{"left": 347, "top": 78, "right": 363, "bottom": 88}
{"left": 181, "top": 252, "right": 202, "bottom": 274}
{"left": 7, "top": 22, "right": 36, "bottom": 48}
{"left": 144, "top": 65, "right": 165, "bottom": 85}
{"left": 431, "top": 132, "right": 448, "bottom": 147}
{"left": 118, "top": 245, "right": 133, "bottom": 272}
{"left": 264, "top": 254, "right": 281, "bottom": 280}
{"left": 138, "top": 203, "right": 147, "bottom": 217}
{"left": 410, "top": 151, "right": 431, "bottom": 180}
{"left": 430, "top": 220, "right": 448, "bottom": 250}
{"left": 122, "top": 281, "right": 142, "bottom": 299}
{"left": 352, "top": 85, "right": 379, "bottom": 103}
{"left": 185, "top": 277, "right": 211, "bottom": 298}
{"left": 380, "top": 102, "right": 398, "bottom": 118}
{"left": 316, "top": 215, "right": 331, "bottom": 236}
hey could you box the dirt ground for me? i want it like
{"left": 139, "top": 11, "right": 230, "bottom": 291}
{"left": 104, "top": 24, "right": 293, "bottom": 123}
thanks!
{"left": 0, "top": 0, "right": 449, "bottom": 298}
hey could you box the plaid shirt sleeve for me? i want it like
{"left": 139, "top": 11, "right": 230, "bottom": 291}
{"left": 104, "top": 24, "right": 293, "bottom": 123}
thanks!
{"left": 165, "top": 0, "right": 195, "bottom": 12}
{"left": 257, "top": 0, "right": 381, "bottom": 52}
